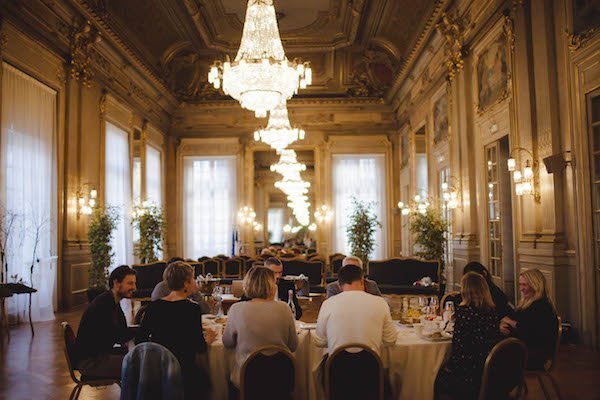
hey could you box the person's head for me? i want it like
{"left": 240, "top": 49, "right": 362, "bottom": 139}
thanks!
{"left": 164, "top": 261, "right": 197, "bottom": 295}
{"left": 518, "top": 269, "right": 553, "bottom": 310}
{"left": 342, "top": 256, "right": 363, "bottom": 269}
{"left": 168, "top": 256, "right": 185, "bottom": 264}
{"left": 264, "top": 257, "right": 283, "bottom": 279}
{"left": 460, "top": 272, "right": 495, "bottom": 309}
{"left": 243, "top": 266, "right": 276, "bottom": 300}
{"left": 338, "top": 264, "right": 365, "bottom": 292}
{"left": 109, "top": 265, "right": 137, "bottom": 299}
{"left": 463, "top": 261, "right": 492, "bottom": 285}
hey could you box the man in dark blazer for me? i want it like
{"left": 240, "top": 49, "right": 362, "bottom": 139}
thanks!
{"left": 326, "top": 256, "right": 382, "bottom": 299}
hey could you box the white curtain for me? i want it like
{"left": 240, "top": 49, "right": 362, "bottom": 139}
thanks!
{"left": 132, "top": 157, "right": 141, "bottom": 242}
{"left": 145, "top": 145, "right": 162, "bottom": 207}
{"left": 183, "top": 156, "right": 237, "bottom": 258}
{"left": 332, "top": 154, "right": 387, "bottom": 259}
{"left": 268, "top": 208, "right": 284, "bottom": 243}
{"left": 1, "top": 62, "right": 57, "bottom": 322}
{"left": 105, "top": 122, "right": 133, "bottom": 270}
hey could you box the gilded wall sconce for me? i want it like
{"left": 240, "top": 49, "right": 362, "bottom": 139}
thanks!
{"left": 507, "top": 147, "right": 541, "bottom": 202}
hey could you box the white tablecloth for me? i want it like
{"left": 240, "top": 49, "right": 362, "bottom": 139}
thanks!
{"left": 206, "top": 324, "right": 451, "bottom": 400}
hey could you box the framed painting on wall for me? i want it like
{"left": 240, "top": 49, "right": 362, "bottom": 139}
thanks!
{"left": 476, "top": 35, "right": 509, "bottom": 113}
{"left": 433, "top": 95, "right": 449, "bottom": 144}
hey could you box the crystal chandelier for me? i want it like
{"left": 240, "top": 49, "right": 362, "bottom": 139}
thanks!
{"left": 254, "top": 101, "right": 305, "bottom": 151}
{"left": 208, "top": 0, "right": 312, "bottom": 118}
{"left": 270, "top": 149, "right": 306, "bottom": 178}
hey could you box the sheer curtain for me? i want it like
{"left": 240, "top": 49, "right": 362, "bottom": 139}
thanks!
{"left": 132, "top": 157, "right": 141, "bottom": 242}
{"left": 1, "top": 62, "right": 57, "bottom": 322}
{"left": 145, "top": 145, "right": 162, "bottom": 207}
{"left": 183, "top": 156, "right": 237, "bottom": 258}
{"left": 268, "top": 208, "right": 284, "bottom": 243}
{"left": 105, "top": 122, "right": 133, "bottom": 270}
{"left": 332, "top": 154, "right": 387, "bottom": 259}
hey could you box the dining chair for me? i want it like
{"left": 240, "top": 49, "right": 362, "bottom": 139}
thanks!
{"left": 325, "top": 343, "right": 384, "bottom": 400}
{"left": 239, "top": 345, "right": 295, "bottom": 400}
{"left": 61, "top": 322, "right": 120, "bottom": 400}
{"left": 440, "top": 291, "right": 461, "bottom": 315}
{"left": 478, "top": 337, "right": 527, "bottom": 400}
{"left": 525, "top": 316, "right": 563, "bottom": 399}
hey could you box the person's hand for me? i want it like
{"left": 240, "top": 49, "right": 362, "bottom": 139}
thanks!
{"left": 499, "top": 322, "right": 511, "bottom": 335}
{"left": 204, "top": 327, "right": 217, "bottom": 344}
{"left": 501, "top": 316, "right": 517, "bottom": 328}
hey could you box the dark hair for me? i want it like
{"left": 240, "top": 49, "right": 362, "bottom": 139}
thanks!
{"left": 338, "top": 264, "right": 364, "bottom": 286}
{"left": 463, "top": 261, "right": 492, "bottom": 285}
{"left": 109, "top": 265, "right": 136, "bottom": 288}
{"left": 168, "top": 256, "right": 185, "bottom": 264}
{"left": 264, "top": 257, "right": 282, "bottom": 267}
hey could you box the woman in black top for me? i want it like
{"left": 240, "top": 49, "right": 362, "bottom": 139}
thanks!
{"left": 136, "top": 262, "right": 216, "bottom": 399}
{"left": 463, "top": 261, "right": 513, "bottom": 318}
{"left": 500, "top": 268, "right": 558, "bottom": 370}
{"left": 435, "top": 272, "right": 499, "bottom": 400}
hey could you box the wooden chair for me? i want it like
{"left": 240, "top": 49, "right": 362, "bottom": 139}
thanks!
{"left": 131, "top": 262, "right": 167, "bottom": 301}
{"left": 440, "top": 291, "right": 461, "bottom": 315}
{"left": 325, "top": 343, "right": 384, "bottom": 400}
{"left": 525, "top": 316, "right": 563, "bottom": 399}
{"left": 61, "top": 322, "right": 120, "bottom": 400}
{"left": 328, "top": 253, "right": 346, "bottom": 277}
{"left": 239, "top": 345, "right": 295, "bottom": 400}
{"left": 478, "top": 337, "right": 527, "bottom": 400}
{"left": 202, "top": 258, "right": 221, "bottom": 276}
{"left": 223, "top": 258, "right": 243, "bottom": 279}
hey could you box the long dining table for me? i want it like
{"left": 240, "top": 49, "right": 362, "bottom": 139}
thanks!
{"left": 204, "top": 320, "right": 452, "bottom": 400}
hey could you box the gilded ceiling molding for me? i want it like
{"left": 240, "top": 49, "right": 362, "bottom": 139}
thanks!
{"left": 65, "top": 20, "right": 101, "bottom": 88}
{"left": 436, "top": 12, "right": 472, "bottom": 82}
{"left": 566, "top": 28, "right": 598, "bottom": 52}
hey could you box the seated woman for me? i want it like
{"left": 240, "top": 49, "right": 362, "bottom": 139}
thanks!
{"left": 500, "top": 269, "right": 558, "bottom": 370}
{"left": 136, "top": 262, "right": 216, "bottom": 400}
{"left": 463, "top": 261, "right": 513, "bottom": 318}
{"left": 435, "top": 272, "right": 499, "bottom": 400}
{"left": 223, "top": 266, "right": 298, "bottom": 388}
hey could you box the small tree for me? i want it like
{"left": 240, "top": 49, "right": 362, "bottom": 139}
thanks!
{"left": 409, "top": 202, "right": 448, "bottom": 270}
{"left": 346, "top": 197, "right": 381, "bottom": 266}
{"left": 132, "top": 204, "right": 165, "bottom": 263}
{"left": 87, "top": 206, "right": 119, "bottom": 291}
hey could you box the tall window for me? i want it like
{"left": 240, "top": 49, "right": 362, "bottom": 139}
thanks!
{"left": 105, "top": 122, "right": 133, "bottom": 270}
{"left": 439, "top": 168, "right": 453, "bottom": 269}
{"left": 1, "top": 62, "right": 57, "bottom": 321}
{"left": 332, "top": 154, "right": 387, "bottom": 259}
{"left": 183, "top": 156, "right": 237, "bottom": 258}
{"left": 485, "top": 142, "right": 501, "bottom": 279}
{"left": 145, "top": 145, "right": 162, "bottom": 207}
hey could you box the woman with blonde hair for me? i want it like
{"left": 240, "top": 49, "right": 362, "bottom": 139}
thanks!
{"left": 500, "top": 268, "right": 558, "bottom": 370}
{"left": 435, "top": 272, "right": 499, "bottom": 400}
{"left": 223, "top": 266, "right": 298, "bottom": 390}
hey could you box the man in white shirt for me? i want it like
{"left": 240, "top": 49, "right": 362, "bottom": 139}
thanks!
{"left": 315, "top": 264, "right": 397, "bottom": 355}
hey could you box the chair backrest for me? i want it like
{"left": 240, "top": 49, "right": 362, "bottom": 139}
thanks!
{"left": 282, "top": 259, "right": 323, "bottom": 286}
{"left": 120, "top": 342, "right": 183, "bottom": 400}
{"left": 215, "top": 254, "right": 229, "bottom": 260}
{"left": 240, "top": 345, "right": 295, "bottom": 400}
{"left": 132, "top": 262, "right": 168, "bottom": 291}
{"left": 368, "top": 258, "right": 440, "bottom": 286}
{"left": 478, "top": 338, "right": 527, "bottom": 400}
{"left": 440, "top": 291, "right": 461, "bottom": 314}
{"left": 185, "top": 262, "right": 203, "bottom": 278}
{"left": 546, "top": 315, "right": 562, "bottom": 372}
{"left": 329, "top": 253, "right": 345, "bottom": 276}
{"left": 223, "top": 258, "right": 243, "bottom": 278}
{"left": 198, "top": 256, "right": 210, "bottom": 262}
{"left": 61, "top": 322, "right": 80, "bottom": 383}
{"left": 325, "top": 343, "right": 383, "bottom": 400}
{"left": 202, "top": 259, "right": 221, "bottom": 276}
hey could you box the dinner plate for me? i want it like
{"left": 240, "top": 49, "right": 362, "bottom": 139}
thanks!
{"left": 418, "top": 332, "right": 452, "bottom": 342}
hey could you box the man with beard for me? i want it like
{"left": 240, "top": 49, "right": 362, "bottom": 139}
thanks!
{"left": 75, "top": 265, "right": 137, "bottom": 379}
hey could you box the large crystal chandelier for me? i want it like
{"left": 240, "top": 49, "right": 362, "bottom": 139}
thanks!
{"left": 254, "top": 102, "right": 305, "bottom": 150}
{"left": 208, "top": 0, "right": 312, "bottom": 118}
{"left": 270, "top": 149, "right": 306, "bottom": 177}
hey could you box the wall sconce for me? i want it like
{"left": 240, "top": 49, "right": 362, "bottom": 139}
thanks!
{"left": 507, "top": 147, "right": 540, "bottom": 202}
{"left": 253, "top": 221, "right": 263, "bottom": 232}
{"left": 237, "top": 206, "right": 256, "bottom": 225}
{"left": 308, "top": 223, "right": 317, "bottom": 232}
{"left": 398, "top": 194, "right": 429, "bottom": 216}
{"left": 314, "top": 205, "right": 333, "bottom": 224}
{"left": 441, "top": 176, "right": 460, "bottom": 210}
{"left": 76, "top": 185, "right": 97, "bottom": 219}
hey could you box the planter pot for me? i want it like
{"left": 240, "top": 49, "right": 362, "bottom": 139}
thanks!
{"left": 87, "top": 287, "right": 106, "bottom": 303}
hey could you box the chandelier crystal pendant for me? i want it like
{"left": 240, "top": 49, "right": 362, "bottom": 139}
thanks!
{"left": 270, "top": 149, "right": 306, "bottom": 178}
{"left": 208, "top": 0, "right": 312, "bottom": 118}
{"left": 254, "top": 102, "right": 305, "bottom": 151}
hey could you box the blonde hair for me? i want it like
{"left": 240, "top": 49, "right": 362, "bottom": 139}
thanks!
{"left": 342, "top": 256, "right": 363, "bottom": 269}
{"left": 518, "top": 269, "right": 554, "bottom": 310}
{"left": 164, "top": 262, "right": 194, "bottom": 291}
{"left": 460, "top": 272, "right": 495, "bottom": 309}
{"left": 243, "top": 266, "right": 275, "bottom": 299}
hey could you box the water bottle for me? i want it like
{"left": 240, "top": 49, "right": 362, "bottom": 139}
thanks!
{"left": 287, "top": 289, "right": 296, "bottom": 317}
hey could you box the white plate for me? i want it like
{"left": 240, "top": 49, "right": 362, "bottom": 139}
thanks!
{"left": 418, "top": 332, "right": 452, "bottom": 342}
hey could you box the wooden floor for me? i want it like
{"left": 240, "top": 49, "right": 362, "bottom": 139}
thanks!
{"left": 1, "top": 302, "right": 600, "bottom": 400}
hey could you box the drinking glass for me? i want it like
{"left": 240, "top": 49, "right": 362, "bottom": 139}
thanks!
{"left": 430, "top": 296, "right": 439, "bottom": 315}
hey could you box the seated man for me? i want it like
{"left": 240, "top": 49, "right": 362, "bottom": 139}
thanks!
{"left": 241, "top": 257, "right": 303, "bottom": 320}
{"left": 315, "top": 264, "right": 397, "bottom": 354}
{"left": 151, "top": 260, "right": 210, "bottom": 314}
{"left": 326, "top": 256, "right": 382, "bottom": 298}
{"left": 75, "top": 265, "right": 137, "bottom": 379}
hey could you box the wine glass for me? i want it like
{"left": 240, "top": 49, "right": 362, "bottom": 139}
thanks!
{"left": 430, "top": 296, "right": 439, "bottom": 316}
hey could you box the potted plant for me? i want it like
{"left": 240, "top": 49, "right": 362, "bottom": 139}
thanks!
{"left": 131, "top": 202, "right": 165, "bottom": 264}
{"left": 346, "top": 197, "right": 382, "bottom": 267}
{"left": 87, "top": 206, "right": 119, "bottom": 302}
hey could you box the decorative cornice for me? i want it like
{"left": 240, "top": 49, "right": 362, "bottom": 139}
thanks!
{"left": 436, "top": 12, "right": 472, "bottom": 82}
{"left": 182, "top": 97, "right": 387, "bottom": 109}
{"left": 62, "top": 19, "right": 101, "bottom": 88}
{"left": 566, "top": 27, "right": 598, "bottom": 52}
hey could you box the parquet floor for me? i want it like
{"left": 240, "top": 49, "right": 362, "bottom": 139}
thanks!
{"left": 1, "top": 300, "right": 599, "bottom": 400}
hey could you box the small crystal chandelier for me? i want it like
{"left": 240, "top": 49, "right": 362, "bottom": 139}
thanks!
{"left": 254, "top": 102, "right": 305, "bottom": 151}
{"left": 208, "top": 0, "right": 312, "bottom": 118}
{"left": 270, "top": 149, "right": 306, "bottom": 178}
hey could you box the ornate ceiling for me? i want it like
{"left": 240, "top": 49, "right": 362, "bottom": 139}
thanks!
{"left": 84, "top": 0, "right": 437, "bottom": 102}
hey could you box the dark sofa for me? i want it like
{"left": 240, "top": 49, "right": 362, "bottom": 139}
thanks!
{"left": 367, "top": 258, "right": 440, "bottom": 295}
